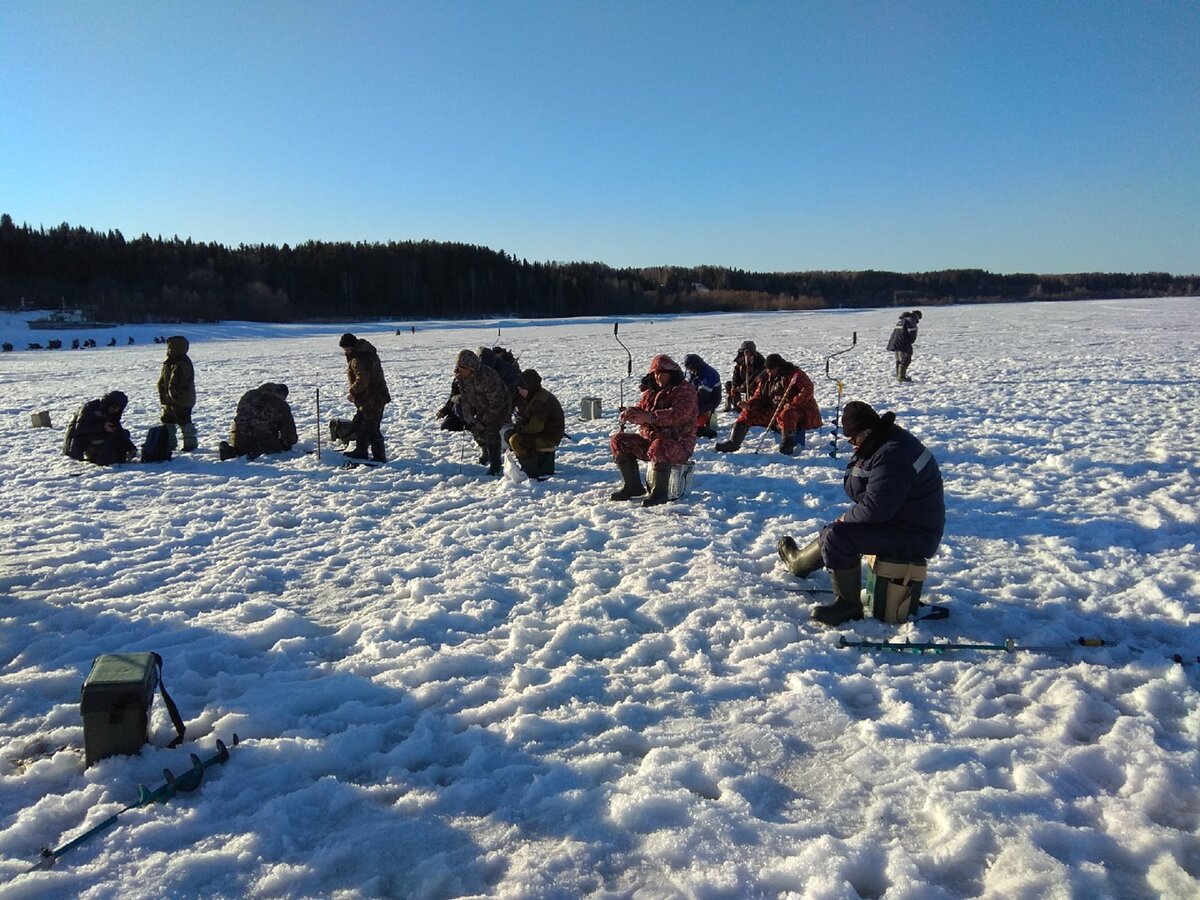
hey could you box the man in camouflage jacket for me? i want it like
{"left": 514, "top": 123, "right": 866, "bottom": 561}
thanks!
{"left": 339, "top": 332, "right": 392, "bottom": 462}
{"left": 223, "top": 383, "right": 299, "bottom": 459}
{"left": 455, "top": 348, "right": 512, "bottom": 476}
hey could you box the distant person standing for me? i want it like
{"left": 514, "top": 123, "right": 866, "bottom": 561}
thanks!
{"left": 339, "top": 332, "right": 392, "bottom": 462}
{"left": 887, "top": 310, "right": 922, "bottom": 382}
{"left": 158, "top": 336, "right": 197, "bottom": 451}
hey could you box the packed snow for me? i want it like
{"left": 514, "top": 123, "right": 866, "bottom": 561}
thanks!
{"left": 0, "top": 297, "right": 1197, "bottom": 899}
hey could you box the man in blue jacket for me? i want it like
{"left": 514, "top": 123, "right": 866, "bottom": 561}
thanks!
{"left": 778, "top": 400, "right": 945, "bottom": 626}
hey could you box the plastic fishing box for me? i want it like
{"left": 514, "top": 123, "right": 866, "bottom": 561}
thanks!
{"left": 80, "top": 652, "right": 158, "bottom": 767}
{"left": 864, "top": 555, "right": 927, "bottom": 624}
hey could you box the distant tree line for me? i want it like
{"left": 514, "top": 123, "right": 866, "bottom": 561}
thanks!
{"left": 1, "top": 214, "right": 1195, "bottom": 323}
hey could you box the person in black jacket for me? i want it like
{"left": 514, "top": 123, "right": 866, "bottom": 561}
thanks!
{"left": 777, "top": 400, "right": 944, "bottom": 626}
{"left": 886, "top": 310, "right": 922, "bottom": 381}
{"left": 64, "top": 391, "right": 137, "bottom": 466}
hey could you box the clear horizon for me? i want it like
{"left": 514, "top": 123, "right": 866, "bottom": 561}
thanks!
{"left": 2, "top": 1, "right": 1197, "bottom": 276}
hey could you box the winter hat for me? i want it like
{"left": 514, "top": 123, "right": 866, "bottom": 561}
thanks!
{"left": 841, "top": 401, "right": 881, "bottom": 439}
{"left": 456, "top": 349, "right": 481, "bottom": 370}
{"left": 739, "top": 340, "right": 756, "bottom": 353}
{"left": 101, "top": 390, "right": 128, "bottom": 411}
{"left": 647, "top": 354, "right": 681, "bottom": 374}
{"left": 339, "top": 332, "right": 357, "bottom": 349}
{"left": 267, "top": 383, "right": 289, "bottom": 398}
{"left": 764, "top": 353, "right": 785, "bottom": 370}
{"left": 519, "top": 369, "right": 542, "bottom": 392}
{"left": 911, "top": 310, "right": 923, "bottom": 320}
{"left": 683, "top": 353, "right": 703, "bottom": 371}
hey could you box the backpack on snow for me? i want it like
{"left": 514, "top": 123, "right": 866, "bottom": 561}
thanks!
{"left": 62, "top": 407, "right": 86, "bottom": 460}
{"left": 141, "top": 425, "right": 172, "bottom": 463}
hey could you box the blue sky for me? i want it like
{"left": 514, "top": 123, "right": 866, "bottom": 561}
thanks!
{"left": 3, "top": 1, "right": 1197, "bottom": 274}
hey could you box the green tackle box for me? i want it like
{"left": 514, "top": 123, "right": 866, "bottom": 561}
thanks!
{"left": 80, "top": 652, "right": 159, "bottom": 767}
{"left": 864, "top": 556, "right": 927, "bottom": 624}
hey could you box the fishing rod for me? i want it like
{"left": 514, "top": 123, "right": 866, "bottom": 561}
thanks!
{"left": 824, "top": 332, "right": 857, "bottom": 458}
{"left": 839, "top": 636, "right": 1109, "bottom": 654}
{"left": 613, "top": 322, "right": 633, "bottom": 431}
{"left": 315, "top": 387, "right": 321, "bottom": 461}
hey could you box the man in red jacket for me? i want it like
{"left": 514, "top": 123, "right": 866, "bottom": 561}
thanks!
{"left": 609, "top": 354, "right": 698, "bottom": 507}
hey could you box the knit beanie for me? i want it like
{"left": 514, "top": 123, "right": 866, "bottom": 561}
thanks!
{"left": 841, "top": 401, "right": 882, "bottom": 439}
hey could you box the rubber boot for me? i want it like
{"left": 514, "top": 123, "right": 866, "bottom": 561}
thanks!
{"left": 778, "top": 536, "right": 823, "bottom": 578}
{"left": 812, "top": 565, "right": 865, "bottom": 627}
{"left": 715, "top": 422, "right": 749, "bottom": 453}
{"left": 779, "top": 431, "right": 796, "bottom": 455}
{"left": 642, "top": 463, "right": 672, "bottom": 507}
{"left": 165, "top": 424, "right": 179, "bottom": 451}
{"left": 899, "top": 363, "right": 911, "bottom": 382}
{"left": 724, "top": 384, "right": 733, "bottom": 412}
{"left": 180, "top": 422, "right": 198, "bottom": 452}
{"left": 344, "top": 437, "right": 369, "bottom": 460}
{"left": 486, "top": 440, "right": 503, "bottom": 476}
{"left": 370, "top": 438, "right": 387, "bottom": 463}
{"left": 610, "top": 455, "right": 646, "bottom": 500}
{"left": 516, "top": 453, "right": 539, "bottom": 478}
{"left": 537, "top": 451, "right": 555, "bottom": 477}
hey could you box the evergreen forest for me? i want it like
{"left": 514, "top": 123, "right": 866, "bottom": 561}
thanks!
{"left": 2, "top": 214, "right": 1195, "bottom": 324}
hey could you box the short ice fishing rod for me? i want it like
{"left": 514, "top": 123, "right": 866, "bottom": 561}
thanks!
{"left": 839, "top": 637, "right": 1109, "bottom": 654}
{"left": 824, "top": 331, "right": 857, "bottom": 459}
{"left": 613, "top": 322, "right": 633, "bottom": 430}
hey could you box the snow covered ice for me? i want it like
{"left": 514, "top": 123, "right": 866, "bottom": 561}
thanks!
{"left": 0, "top": 297, "right": 1197, "bottom": 899}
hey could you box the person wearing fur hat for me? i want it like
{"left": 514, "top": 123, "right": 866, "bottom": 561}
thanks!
{"left": 157, "top": 335, "right": 197, "bottom": 451}
{"left": 683, "top": 353, "right": 722, "bottom": 439}
{"left": 63, "top": 391, "right": 137, "bottom": 465}
{"left": 715, "top": 353, "right": 821, "bottom": 455}
{"left": 726, "top": 340, "right": 766, "bottom": 412}
{"left": 778, "top": 400, "right": 945, "bottom": 626}
{"left": 221, "top": 383, "right": 299, "bottom": 460}
{"left": 339, "top": 332, "right": 392, "bottom": 462}
{"left": 454, "top": 349, "right": 512, "bottom": 476}
{"left": 609, "top": 354, "right": 699, "bottom": 507}
{"left": 506, "top": 369, "right": 565, "bottom": 479}
{"left": 887, "top": 310, "right": 922, "bottom": 381}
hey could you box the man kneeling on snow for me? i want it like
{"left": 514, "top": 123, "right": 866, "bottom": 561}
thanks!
{"left": 777, "top": 401, "right": 945, "bottom": 626}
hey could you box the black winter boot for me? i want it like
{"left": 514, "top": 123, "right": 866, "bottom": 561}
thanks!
{"left": 344, "top": 439, "right": 369, "bottom": 460}
{"left": 610, "top": 455, "right": 646, "bottom": 500}
{"left": 715, "top": 422, "right": 749, "bottom": 453}
{"left": 778, "top": 536, "right": 823, "bottom": 578}
{"left": 899, "top": 363, "right": 912, "bottom": 382}
{"left": 642, "top": 463, "right": 672, "bottom": 507}
{"left": 486, "top": 440, "right": 503, "bottom": 476}
{"left": 516, "top": 453, "right": 539, "bottom": 478}
{"left": 812, "top": 565, "right": 865, "bottom": 627}
{"left": 370, "top": 439, "right": 387, "bottom": 463}
{"left": 779, "top": 431, "right": 797, "bottom": 455}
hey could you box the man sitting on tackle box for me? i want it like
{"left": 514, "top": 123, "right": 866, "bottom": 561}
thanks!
{"left": 777, "top": 400, "right": 945, "bottom": 626}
